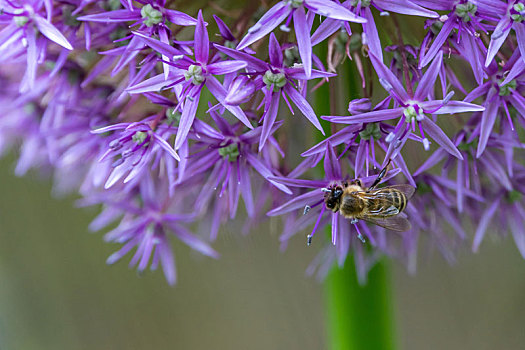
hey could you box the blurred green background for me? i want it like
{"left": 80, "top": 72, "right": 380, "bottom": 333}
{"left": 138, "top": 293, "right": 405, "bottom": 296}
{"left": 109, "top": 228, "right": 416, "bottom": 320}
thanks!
{"left": 1, "top": 154, "right": 525, "bottom": 350}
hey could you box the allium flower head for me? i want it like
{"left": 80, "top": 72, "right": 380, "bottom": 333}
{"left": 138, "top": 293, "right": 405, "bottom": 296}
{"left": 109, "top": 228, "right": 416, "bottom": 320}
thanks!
{"left": 1, "top": 0, "right": 525, "bottom": 286}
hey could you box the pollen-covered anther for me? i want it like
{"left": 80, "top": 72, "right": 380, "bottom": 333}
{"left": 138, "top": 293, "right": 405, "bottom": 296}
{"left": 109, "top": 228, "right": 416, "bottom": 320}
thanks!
{"left": 279, "top": 24, "right": 291, "bottom": 32}
{"left": 13, "top": 9, "right": 29, "bottom": 27}
{"left": 403, "top": 105, "right": 424, "bottom": 122}
{"left": 422, "top": 138, "right": 430, "bottom": 150}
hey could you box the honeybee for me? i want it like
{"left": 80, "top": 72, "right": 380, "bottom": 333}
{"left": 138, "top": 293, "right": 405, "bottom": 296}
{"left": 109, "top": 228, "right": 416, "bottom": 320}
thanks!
{"left": 322, "top": 160, "right": 415, "bottom": 233}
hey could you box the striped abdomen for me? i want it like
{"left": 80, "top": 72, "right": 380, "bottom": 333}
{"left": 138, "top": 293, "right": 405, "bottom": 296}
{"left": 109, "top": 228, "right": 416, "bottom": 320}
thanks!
{"left": 367, "top": 189, "right": 407, "bottom": 216}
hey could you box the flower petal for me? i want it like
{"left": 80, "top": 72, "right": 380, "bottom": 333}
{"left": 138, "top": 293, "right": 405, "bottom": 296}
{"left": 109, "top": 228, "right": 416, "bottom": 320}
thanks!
{"left": 379, "top": 0, "right": 439, "bottom": 17}
{"left": 77, "top": 9, "right": 140, "bottom": 22}
{"left": 268, "top": 176, "right": 328, "bottom": 188}
{"left": 322, "top": 107, "right": 405, "bottom": 124}
{"left": 171, "top": 224, "right": 219, "bottom": 258}
{"left": 175, "top": 90, "right": 201, "bottom": 149}
{"left": 420, "top": 100, "right": 485, "bottom": 114}
{"left": 194, "top": 10, "right": 209, "bottom": 64}
{"left": 476, "top": 87, "right": 499, "bottom": 158}
{"left": 237, "top": 2, "right": 290, "bottom": 50}
{"left": 369, "top": 53, "right": 409, "bottom": 102}
{"left": 421, "top": 117, "right": 463, "bottom": 159}
{"left": 33, "top": 15, "right": 73, "bottom": 50}
{"left": 164, "top": 9, "right": 198, "bottom": 26}
{"left": 246, "top": 153, "right": 292, "bottom": 194}
{"left": 268, "top": 32, "right": 284, "bottom": 68}
{"left": 267, "top": 190, "right": 323, "bottom": 216}
{"left": 293, "top": 7, "right": 312, "bottom": 77}
{"left": 259, "top": 92, "right": 280, "bottom": 151}
{"left": 306, "top": 0, "right": 366, "bottom": 22}
{"left": 472, "top": 197, "right": 501, "bottom": 252}
{"left": 205, "top": 76, "right": 253, "bottom": 129}
{"left": 152, "top": 134, "right": 180, "bottom": 161}
{"left": 126, "top": 74, "right": 181, "bottom": 94}
{"left": 132, "top": 31, "right": 185, "bottom": 58}
{"left": 207, "top": 60, "right": 247, "bottom": 75}
{"left": 362, "top": 8, "right": 382, "bottom": 62}
{"left": 214, "top": 44, "right": 269, "bottom": 72}
{"left": 419, "top": 17, "right": 454, "bottom": 68}
{"left": 284, "top": 85, "right": 324, "bottom": 133}
{"left": 415, "top": 52, "right": 442, "bottom": 100}
{"left": 311, "top": 18, "right": 340, "bottom": 46}
{"left": 485, "top": 17, "right": 511, "bottom": 67}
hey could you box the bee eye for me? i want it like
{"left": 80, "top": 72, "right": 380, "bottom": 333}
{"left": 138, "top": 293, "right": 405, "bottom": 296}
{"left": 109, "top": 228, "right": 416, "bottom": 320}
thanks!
{"left": 327, "top": 202, "right": 333, "bottom": 209}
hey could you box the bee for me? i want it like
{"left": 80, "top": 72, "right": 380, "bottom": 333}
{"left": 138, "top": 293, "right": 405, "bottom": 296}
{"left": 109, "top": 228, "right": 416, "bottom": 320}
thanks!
{"left": 322, "top": 160, "right": 415, "bottom": 233}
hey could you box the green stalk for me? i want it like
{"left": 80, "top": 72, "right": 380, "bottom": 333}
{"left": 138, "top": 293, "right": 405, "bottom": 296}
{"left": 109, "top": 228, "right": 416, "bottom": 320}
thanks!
{"left": 325, "top": 258, "right": 396, "bottom": 350}
{"left": 314, "top": 42, "right": 397, "bottom": 350}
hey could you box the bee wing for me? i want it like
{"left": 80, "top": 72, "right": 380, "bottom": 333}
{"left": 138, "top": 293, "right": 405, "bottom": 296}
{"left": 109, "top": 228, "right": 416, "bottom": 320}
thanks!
{"left": 357, "top": 215, "right": 411, "bottom": 232}
{"left": 381, "top": 184, "right": 416, "bottom": 200}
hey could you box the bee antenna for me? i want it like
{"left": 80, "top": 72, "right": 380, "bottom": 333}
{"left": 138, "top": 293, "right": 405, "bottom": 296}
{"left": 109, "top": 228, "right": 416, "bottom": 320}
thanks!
{"left": 307, "top": 234, "right": 312, "bottom": 246}
{"left": 303, "top": 205, "right": 311, "bottom": 215}
{"left": 321, "top": 188, "right": 331, "bottom": 193}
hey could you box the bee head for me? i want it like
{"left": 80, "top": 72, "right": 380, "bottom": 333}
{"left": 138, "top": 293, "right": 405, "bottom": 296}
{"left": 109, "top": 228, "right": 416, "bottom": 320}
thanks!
{"left": 323, "top": 186, "right": 343, "bottom": 212}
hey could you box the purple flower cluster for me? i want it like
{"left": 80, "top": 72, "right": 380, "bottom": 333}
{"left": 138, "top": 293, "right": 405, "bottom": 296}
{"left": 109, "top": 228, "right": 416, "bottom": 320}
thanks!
{"left": 1, "top": 0, "right": 524, "bottom": 284}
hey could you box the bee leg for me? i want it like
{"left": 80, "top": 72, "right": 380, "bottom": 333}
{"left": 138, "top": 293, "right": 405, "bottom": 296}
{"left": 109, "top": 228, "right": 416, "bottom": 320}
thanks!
{"left": 351, "top": 218, "right": 366, "bottom": 243}
{"left": 367, "top": 159, "right": 392, "bottom": 191}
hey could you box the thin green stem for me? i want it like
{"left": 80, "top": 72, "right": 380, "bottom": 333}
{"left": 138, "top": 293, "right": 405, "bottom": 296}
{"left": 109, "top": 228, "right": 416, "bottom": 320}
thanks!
{"left": 314, "top": 40, "right": 397, "bottom": 350}
{"left": 325, "top": 258, "right": 396, "bottom": 350}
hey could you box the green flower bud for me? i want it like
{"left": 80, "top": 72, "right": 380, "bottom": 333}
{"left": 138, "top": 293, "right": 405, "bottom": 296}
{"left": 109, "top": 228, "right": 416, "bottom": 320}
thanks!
{"left": 141, "top": 4, "right": 163, "bottom": 27}
{"left": 166, "top": 108, "right": 181, "bottom": 125}
{"left": 359, "top": 123, "right": 382, "bottom": 140}
{"left": 263, "top": 70, "right": 287, "bottom": 92}
{"left": 184, "top": 64, "right": 205, "bottom": 85}
{"left": 218, "top": 143, "right": 240, "bottom": 162}
{"left": 455, "top": 2, "right": 477, "bottom": 22}
{"left": 350, "top": 0, "right": 371, "bottom": 7}
{"left": 289, "top": 0, "right": 304, "bottom": 8}
{"left": 132, "top": 131, "right": 148, "bottom": 144}
{"left": 507, "top": 190, "right": 522, "bottom": 204}
{"left": 499, "top": 80, "right": 517, "bottom": 96}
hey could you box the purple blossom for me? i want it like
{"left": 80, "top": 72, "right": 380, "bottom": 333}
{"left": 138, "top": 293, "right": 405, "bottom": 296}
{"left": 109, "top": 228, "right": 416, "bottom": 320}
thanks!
{"left": 92, "top": 117, "right": 180, "bottom": 189}
{"left": 91, "top": 175, "right": 219, "bottom": 285}
{"left": 1, "top": 1, "right": 525, "bottom": 285}
{"left": 0, "top": 0, "right": 73, "bottom": 91}
{"left": 311, "top": 0, "right": 438, "bottom": 61}
{"left": 126, "top": 11, "right": 251, "bottom": 150}
{"left": 216, "top": 33, "right": 334, "bottom": 149}
{"left": 236, "top": 0, "right": 366, "bottom": 78}
{"left": 323, "top": 53, "right": 484, "bottom": 160}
